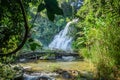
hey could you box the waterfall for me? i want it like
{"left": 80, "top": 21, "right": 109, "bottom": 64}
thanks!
{"left": 48, "top": 19, "right": 78, "bottom": 52}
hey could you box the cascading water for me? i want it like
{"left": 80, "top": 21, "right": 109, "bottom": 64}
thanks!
{"left": 23, "top": 73, "right": 55, "bottom": 80}
{"left": 48, "top": 19, "right": 78, "bottom": 52}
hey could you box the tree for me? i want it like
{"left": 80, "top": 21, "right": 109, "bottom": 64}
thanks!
{"left": 0, "top": 0, "right": 63, "bottom": 56}
{"left": 74, "top": 0, "right": 120, "bottom": 79}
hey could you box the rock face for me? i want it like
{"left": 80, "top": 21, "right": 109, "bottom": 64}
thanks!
{"left": 13, "top": 65, "right": 24, "bottom": 80}
{"left": 62, "top": 56, "right": 76, "bottom": 61}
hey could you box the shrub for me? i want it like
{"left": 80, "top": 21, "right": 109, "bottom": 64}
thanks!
{"left": 74, "top": 0, "right": 120, "bottom": 79}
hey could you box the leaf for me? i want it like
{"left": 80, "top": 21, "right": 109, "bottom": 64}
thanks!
{"left": 37, "top": 3, "right": 45, "bottom": 12}
{"left": 28, "top": 38, "right": 34, "bottom": 42}
{"left": 44, "top": 0, "right": 58, "bottom": 8}
{"left": 44, "top": 0, "right": 63, "bottom": 15}
{"left": 30, "top": 43, "right": 37, "bottom": 51}
{"left": 54, "top": 7, "right": 63, "bottom": 15}
{"left": 35, "top": 0, "right": 63, "bottom": 21}
{"left": 1, "top": 0, "right": 9, "bottom": 6}
{"left": 47, "top": 10, "right": 55, "bottom": 21}
{"left": 29, "top": 40, "right": 42, "bottom": 51}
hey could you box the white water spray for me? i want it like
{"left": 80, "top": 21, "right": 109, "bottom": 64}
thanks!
{"left": 48, "top": 19, "right": 78, "bottom": 52}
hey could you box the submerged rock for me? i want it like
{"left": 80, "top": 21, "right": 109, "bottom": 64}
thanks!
{"left": 23, "top": 66, "right": 32, "bottom": 71}
{"left": 23, "top": 74, "right": 38, "bottom": 80}
{"left": 19, "top": 58, "right": 26, "bottom": 62}
{"left": 37, "top": 76, "right": 53, "bottom": 80}
{"left": 61, "top": 71, "right": 72, "bottom": 79}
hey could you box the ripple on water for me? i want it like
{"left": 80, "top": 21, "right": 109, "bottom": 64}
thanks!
{"left": 23, "top": 73, "right": 56, "bottom": 80}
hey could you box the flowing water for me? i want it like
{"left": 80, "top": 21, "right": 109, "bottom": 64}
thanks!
{"left": 48, "top": 19, "right": 78, "bottom": 52}
{"left": 23, "top": 73, "right": 55, "bottom": 80}
{"left": 22, "top": 19, "right": 79, "bottom": 80}
{"left": 23, "top": 1, "right": 83, "bottom": 80}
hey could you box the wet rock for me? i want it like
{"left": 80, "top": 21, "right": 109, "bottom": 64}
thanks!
{"left": 23, "top": 74, "right": 38, "bottom": 80}
{"left": 62, "top": 56, "right": 76, "bottom": 61}
{"left": 13, "top": 65, "right": 24, "bottom": 80}
{"left": 37, "top": 76, "right": 53, "bottom": 80}
{"left": 80, "top": 71, "right": 94, "bottom": 80}
{"left": 71, "top": 70, "right": 79, "bottom": 77}
{"left": 23, "top": 72, "right": 57, "bottom": 80}
{"left": 19, "top": 58, "right": 26, "bottom": 62}
{"left": 14, "top": 74, "right": 24, "bottom": 80}
{"left": 32, "top": 72, "right": 59, "bottom": 77}
{"left": 61, "top": 71, "right": 72, "bottom": 79}
{"left": 23, "top": 66, "right": 32, "bottom": 72}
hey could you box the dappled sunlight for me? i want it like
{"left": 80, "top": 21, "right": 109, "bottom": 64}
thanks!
{"left": 19, "top": 60, "right": 95, "bottom": 72}
{"left": 0, "top": 0, "right": 119, "bottom": 80}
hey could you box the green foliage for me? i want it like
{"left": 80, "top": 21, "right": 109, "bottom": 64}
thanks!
{"left": 0, "top": 0, "right": 25, "bottom": 54}
{"left": 24, "top": 0, "right": 65, "bottom": 50}
{"left": 0, "top": 63, "right": 16, "bottom": 80}
{"left": 0, "top": 55, "right": 17, "bottom": 64}
{"left": 0, "top": 63, "right": 23, "bottom": 80}
{"left": 61, "top": 2, "right": 72, "bottom": 17}
{"left": 48, "top": 63, "right": 60, "bottom": 72}
{"left": 75, "top": 74, "right": 81, "bottom": 80}
{"left": 35, "top": 0, "right": 63, "bottom": 21}
{"left": 21, "top": 38, "right": 43, "bottom": 52}
{"left": 29, "top": 8, "right": 66, "bottom": 46}
{"left": 37, "top": 3, "right": 45, "bottom": 12}
{"left": 74, "top": 0, "right": 120, "bottom": 79}
{"left": 29, "top": 39, "right": 42, "bottom": 51}
{"left": 0, "top": 0, "right": 64, "bottom": 78}
{"left": 44, "top": 0, "right": 63, "bottom": 15}
{"left": 0, "top": 0, "right": 64, "bottom": 55}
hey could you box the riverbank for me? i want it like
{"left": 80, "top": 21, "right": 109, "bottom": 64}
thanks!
{"left": 19, "top": 60, "right": 94, "bottom": 72}
{"left": 17, "top": 60, "right": 96, "bottom": 80}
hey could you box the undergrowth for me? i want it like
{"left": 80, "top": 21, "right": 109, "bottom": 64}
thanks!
{"left": 73, "top": 0, "right": 120, "bottom": 80}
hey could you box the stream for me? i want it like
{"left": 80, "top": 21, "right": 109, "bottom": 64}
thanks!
{"left": 21, "top": 19, "right": 84, "bottom": 80}
{"left": 23, "top": 73, "right": 56, "bottom": 80}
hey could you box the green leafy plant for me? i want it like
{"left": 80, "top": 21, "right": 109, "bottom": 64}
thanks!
{"left": 0, "top": 63, "right": 16, "bottom": 80}
{"left": 0, "top": 0, "right": 63, "bottom": 55}
{"left": 74, "top": 0, "right": 120, "bottom": 79}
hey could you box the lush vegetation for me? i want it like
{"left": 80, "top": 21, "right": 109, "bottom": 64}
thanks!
{"left": 73, "top": 0, "right": 120, "bottom": 79}
{"left": 0, "top": 0, "right": 120, "bottom": 80}
{"left": 0, "top": 0, "right": 64, "bottom": 79}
